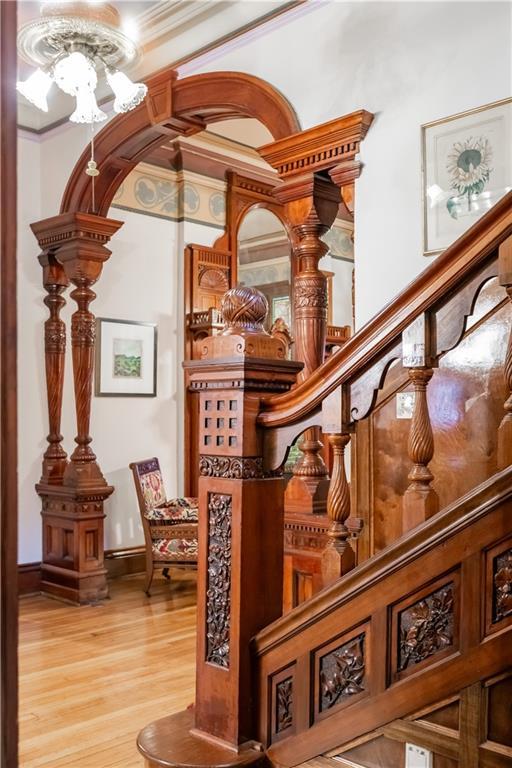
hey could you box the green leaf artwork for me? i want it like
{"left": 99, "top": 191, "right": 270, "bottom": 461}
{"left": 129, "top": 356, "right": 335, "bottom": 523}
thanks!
{"left": 113, "top": 338, "right": 143, "bottom": 379}
{"left": 446, "top": 136, "right": 493, "bottom": 219}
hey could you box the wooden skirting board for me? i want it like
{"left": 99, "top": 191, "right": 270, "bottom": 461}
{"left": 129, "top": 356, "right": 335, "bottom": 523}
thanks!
{"left": 18, "top": 546, "right": 146, "bottom": 596}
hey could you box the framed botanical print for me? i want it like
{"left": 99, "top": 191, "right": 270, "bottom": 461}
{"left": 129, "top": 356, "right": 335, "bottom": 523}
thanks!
{"left": 422, "top": 97, "right": 512, "bottom": 255}
{"left": 95, "top": 318, "right": 157, "bottom": 397}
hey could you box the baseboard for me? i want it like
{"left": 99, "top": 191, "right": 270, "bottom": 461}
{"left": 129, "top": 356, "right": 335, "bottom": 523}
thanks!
{"left": 104, "top": 546, "right": 146, "bottom": 579}
{"left": 18, "top": 562, "right": 42, "bottom": 596}
{"left": 18, "top": 545, "right": 146, "bottom": 596}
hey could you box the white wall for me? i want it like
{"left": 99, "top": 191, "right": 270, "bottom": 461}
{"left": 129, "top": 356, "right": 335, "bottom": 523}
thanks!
{"left": 187, "top": 1, "right": 511, "bottom": 327}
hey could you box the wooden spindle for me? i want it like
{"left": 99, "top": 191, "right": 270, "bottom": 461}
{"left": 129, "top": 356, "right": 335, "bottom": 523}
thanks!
{"left": 321, "top": 433, "right": 355, "bottom": 586}
{"left": 39, "top": 252, "right": 69, "bottom": 485}
{"left": 402, "top": 314, "right": 439, "bottom": 532}
{"left": 498, "top": 235, "right": 512, "bottom": 469}
{"left": 402, "top": 367, "right": 439, "bottom": 531}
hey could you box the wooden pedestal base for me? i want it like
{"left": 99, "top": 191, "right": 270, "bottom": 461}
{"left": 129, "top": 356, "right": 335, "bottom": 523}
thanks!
{"left": 138, "top": 709, "right": 267, "bottom": 768}
{"left": 37, "top": 483, "right": 112, "bottom": 605}
{"left": 283, "top": 511, "right": 330, "bottom": 612}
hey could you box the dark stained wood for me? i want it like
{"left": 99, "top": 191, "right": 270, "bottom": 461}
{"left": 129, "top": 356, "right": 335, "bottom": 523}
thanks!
{"left": 254, "top": 467, "right": 512, "bottom": 765}
{"left": 30, "top": 213, "right": 123, "bottom": 604}
{"left": 138, "top": 709, "right": 266, "bottom": 768}
{"left": 258, "top": 191, "right": 512, "bottom": 428}
{"left": 402, "top": 367, "right": 439, "bottom": 531}
{"left": 38, "top": 253, "right": 69, "bottom": 484}
{"left": 497, "top": 235, "right": 512, "bottom": 468}
{"left": 321, "top": 434, "right": 355, "bottom": 586}
{"left": 60, "top": 70, "right": 301, "bottom": 217}
{"left": 0, "top": 2, "right": 18, "bottom": 764}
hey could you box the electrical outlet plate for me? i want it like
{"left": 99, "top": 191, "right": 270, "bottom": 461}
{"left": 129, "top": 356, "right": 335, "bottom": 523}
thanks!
{"left": 405, "top": 743, "right": 432, "bottom": 768}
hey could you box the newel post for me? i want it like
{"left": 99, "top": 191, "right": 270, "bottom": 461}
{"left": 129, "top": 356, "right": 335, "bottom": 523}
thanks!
{"left": 31, "top": 212, "right": 123, "bottom": 604}
{"left": 138, "top": 287, "right": 301, "bottom": 767}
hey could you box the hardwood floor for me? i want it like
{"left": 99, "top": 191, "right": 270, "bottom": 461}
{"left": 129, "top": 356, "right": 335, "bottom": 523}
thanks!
{"left": 19, "top": 570, "right": 197, "bottom": 768}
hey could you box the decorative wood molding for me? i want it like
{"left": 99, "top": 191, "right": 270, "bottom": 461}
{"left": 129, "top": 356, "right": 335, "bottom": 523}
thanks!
{"left": 199, "top": 455, "right": 265, "bottom": 479}
{"left": 259, "top": 111, "right": 373, "bottom": 179}
{"left": 276, "top": 677, "right": 294, "bottom": 733}
{"left": 398, "top": 583, "right": 455, "bottom": 672}
{"left": 60, "top": 70, "right": 300, "bottom": 217}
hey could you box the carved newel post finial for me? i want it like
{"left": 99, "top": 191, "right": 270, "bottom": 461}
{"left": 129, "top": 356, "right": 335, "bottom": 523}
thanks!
{"left": 139, "top": 286, "right": 302, "bottom": 767}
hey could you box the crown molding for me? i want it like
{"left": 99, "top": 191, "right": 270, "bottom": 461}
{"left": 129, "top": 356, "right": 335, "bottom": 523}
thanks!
{"left": 259, "top": 110, "right": 374, "bottom": 179}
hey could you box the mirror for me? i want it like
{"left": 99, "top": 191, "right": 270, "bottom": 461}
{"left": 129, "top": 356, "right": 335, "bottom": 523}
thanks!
{"left": 237, "top": 208, "right": 291, "bottom": 331}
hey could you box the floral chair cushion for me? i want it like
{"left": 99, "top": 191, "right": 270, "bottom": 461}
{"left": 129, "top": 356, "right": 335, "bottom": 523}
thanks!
{"left": 145, "top": 497, "right": 198, "bottom": 523}
{"left": 152, "top": 537, "right": 198, "bottom": 560}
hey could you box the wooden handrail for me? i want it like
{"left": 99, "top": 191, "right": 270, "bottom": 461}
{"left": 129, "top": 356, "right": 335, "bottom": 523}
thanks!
{"left": 258, "top": 191, "right": 512, "bottom": 429}
{"left": 254, "top": 464, "right": 512, "bottom": 656}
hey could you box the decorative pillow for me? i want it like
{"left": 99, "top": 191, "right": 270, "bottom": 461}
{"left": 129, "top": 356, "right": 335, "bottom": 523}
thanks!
{"left": 152, "top": 537, "right": 198, "bottom": 560}
{"left": 140, "top": 470, "right": 166, "bottom": 510}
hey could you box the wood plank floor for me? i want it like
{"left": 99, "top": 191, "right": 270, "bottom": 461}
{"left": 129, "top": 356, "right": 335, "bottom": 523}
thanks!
{"left": 19, "top": 571, "right": 197, "bottom": 768}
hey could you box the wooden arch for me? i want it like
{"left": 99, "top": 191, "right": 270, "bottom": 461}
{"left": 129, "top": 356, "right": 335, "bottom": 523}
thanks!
{"left": 60, "top": 69, "right": 301, "bottom": 217}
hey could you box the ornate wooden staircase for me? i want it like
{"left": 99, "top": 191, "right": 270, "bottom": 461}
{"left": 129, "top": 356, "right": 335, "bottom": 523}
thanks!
{"left": 138, "top": 192, "right": 512, "bottom": 768}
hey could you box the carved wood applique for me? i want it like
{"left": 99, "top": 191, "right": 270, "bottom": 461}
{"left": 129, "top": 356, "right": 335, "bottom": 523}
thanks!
{"left": 320, "top": 633, "right": 365, "bottom": 711}
{"left": 399, "top": 583, "right": 454, "bottom": 671}
{"left": 493, "top": 548, "right": 512, "bottom": 622}
{"left": 199, "top": 455, "right": 264, "bottom": 479}
{"left": 275, "top": 677, "right": 293, "bottom": 733}
{"left": 206, "top": 493, "right": 232, "bottom": 668}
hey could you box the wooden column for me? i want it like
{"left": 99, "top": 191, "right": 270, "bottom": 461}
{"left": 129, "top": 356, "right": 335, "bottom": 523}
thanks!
{"left": 321, "top": 432, "right": 355, "bottom": 586}
{"left": 402, "top": 314, "right": 439, "bottom": 532}
{"left": 39, "top": 252, "right": 69, "bottom": 484}
{"left": 31, "top": 212, "right": 123, "bottom": 604}
{"left": 276, "top": 174, "right": 340, "bottom": 513}
{"left": 497, "top": 234, "right": 512, "bottom": 469}
{"left": 260, "top": 112, "right": 373, "bottom": 519}
{"left": 138, "top": 286, "right": 302, "bottom": 767}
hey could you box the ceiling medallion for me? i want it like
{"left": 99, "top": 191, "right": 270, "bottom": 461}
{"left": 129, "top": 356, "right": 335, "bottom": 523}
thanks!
{"left": 16, "top": 2, "right": 148, "bottom": 124}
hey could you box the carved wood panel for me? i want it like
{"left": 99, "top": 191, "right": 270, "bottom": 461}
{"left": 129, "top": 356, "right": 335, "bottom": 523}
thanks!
{"left": 205, "top": 492, "right": 232, "bottom": 668}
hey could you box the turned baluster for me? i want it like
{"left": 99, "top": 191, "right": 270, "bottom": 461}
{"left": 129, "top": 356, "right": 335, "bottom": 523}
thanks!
{"left": 39, "top": 251, "right": 69, "bottom": 484}
{"left": 402, "top": 315, "right": 439, "bottom": 532}
{"left": 498, "top": 235, "right": 512, "bottom": 469}
{"left": 321, "top": 432, "right": 355, "bottom": 586}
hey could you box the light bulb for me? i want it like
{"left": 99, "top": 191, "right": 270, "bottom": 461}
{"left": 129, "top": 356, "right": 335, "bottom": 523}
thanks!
{"left": 106, "top": 68, "right": 147, "bottom": 113}
{"left": 70, "top": 88, "right": 107, "bottom": 124}
{"left": 16, "top": 68, "right": 53, "bottom": 112}
{"left": 54, "top": 51, "right": 97, "bottom": 96}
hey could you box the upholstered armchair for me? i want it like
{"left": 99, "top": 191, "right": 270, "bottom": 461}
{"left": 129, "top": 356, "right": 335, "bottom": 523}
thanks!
{"left": 129, "top": 457, "right": 198, "bottom": 595}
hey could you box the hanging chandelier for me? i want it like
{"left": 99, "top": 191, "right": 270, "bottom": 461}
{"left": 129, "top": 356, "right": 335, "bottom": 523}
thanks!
{"left": 16, "top": 2, "right": 148, "bottom": 124}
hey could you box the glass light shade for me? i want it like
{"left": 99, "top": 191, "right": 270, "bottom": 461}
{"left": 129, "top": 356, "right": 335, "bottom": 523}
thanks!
{"left": 16, "top": 68, "right": 53, "bottom": 112}
{"left": 70, "top": 89, "right": 107, "bottom": 124}
{"left": 53, "top": 51, "right": 97, "bottom": 96}
{"left": 106, "top": 69, "right": 147, "bottom": 113}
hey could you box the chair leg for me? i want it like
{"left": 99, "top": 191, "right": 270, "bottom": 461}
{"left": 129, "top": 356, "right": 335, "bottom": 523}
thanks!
{"left": 144, "top": 563, "right": 154, "bottom": 596}
{"left": 162, "top": 567, "right": 170, "bottom": 580}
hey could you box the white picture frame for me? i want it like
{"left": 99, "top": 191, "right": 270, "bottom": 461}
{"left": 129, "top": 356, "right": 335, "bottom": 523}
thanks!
{"left": 422, "top": 97, "right": 512, "bottom": 256}
{"left": 95, "top": 318, "right": 157, "bottom": 397}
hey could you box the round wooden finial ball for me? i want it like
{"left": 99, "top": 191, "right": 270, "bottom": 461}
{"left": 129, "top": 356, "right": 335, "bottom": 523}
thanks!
{"left": 221, "top": 285, "right": 268, "bottom": 333}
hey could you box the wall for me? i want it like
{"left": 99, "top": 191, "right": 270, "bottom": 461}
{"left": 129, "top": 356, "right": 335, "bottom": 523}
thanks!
{"left": 185, "top": 1, "right": 511, "bottom": 327}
